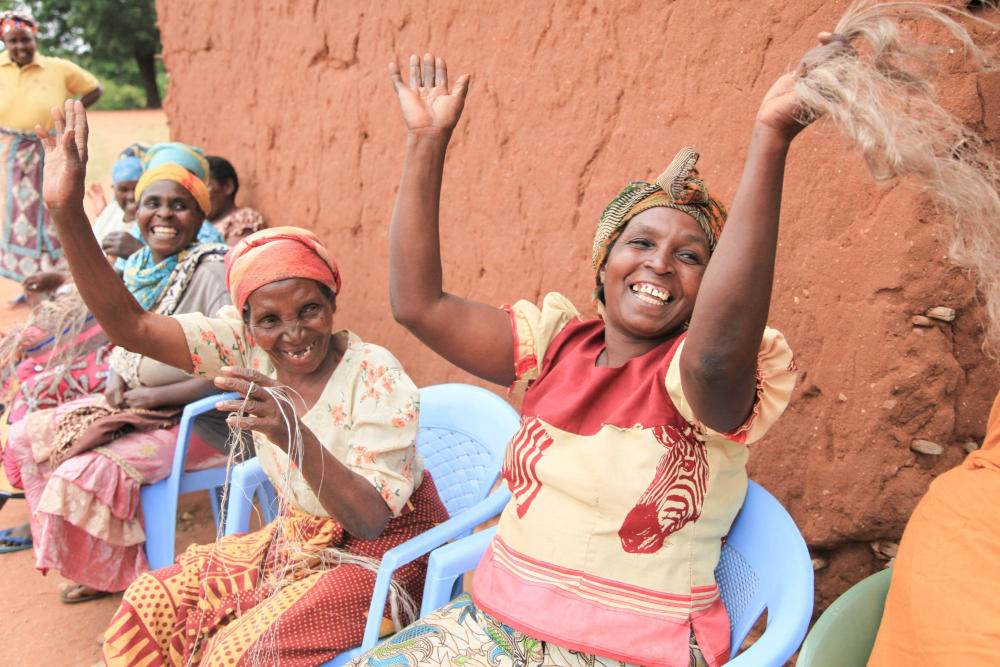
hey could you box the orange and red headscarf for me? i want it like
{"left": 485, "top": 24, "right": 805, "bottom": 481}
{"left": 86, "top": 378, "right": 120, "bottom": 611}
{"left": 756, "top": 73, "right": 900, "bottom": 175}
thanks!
{"left": 592, "top": 147, "right": 727, "bottom": 293}
{"left": 225, "top": 226, "right": 341, "bottom": 311}
{"left": 0, "top": 11, "right": 37, "bottom": 37}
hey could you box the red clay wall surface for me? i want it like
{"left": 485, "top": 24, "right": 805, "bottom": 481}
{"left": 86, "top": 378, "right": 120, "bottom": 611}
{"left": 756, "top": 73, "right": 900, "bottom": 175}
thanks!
{"left": 156, "top": 0, "right": 1000, "bottom": 607}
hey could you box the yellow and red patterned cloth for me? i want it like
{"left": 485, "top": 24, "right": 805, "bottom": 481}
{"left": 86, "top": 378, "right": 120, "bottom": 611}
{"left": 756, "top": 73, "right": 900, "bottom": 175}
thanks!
{"left": 471, "top": 292, "right": 796, "bottom": 667}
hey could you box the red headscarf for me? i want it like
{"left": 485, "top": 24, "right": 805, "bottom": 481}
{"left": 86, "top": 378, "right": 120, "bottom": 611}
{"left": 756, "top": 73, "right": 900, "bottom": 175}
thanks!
{"left": 225, "top": 226, "right": 341, "bottom": 311}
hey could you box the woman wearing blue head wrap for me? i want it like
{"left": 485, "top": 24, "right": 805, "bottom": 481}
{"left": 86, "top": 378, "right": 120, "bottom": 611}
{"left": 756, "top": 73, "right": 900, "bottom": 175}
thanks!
{"left": 91, "top": 143, "right": 148, "bottom": 256}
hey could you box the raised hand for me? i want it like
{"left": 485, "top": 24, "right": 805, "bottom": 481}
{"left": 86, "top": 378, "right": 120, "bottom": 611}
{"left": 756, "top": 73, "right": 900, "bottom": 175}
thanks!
{"left": 35, "top": 99, "right": 89, "bottom": 212}
{"left": 389, "top": 53, "right": 470, "bottom": 136}
{"left": 756, "top": 33, "right": 853, "bottom": 141}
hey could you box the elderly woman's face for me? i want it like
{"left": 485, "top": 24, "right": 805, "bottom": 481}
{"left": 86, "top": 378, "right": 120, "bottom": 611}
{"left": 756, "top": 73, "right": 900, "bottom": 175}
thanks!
{"left": 136, "top": 180, "right": 204, "bottom": 261}
{"left": 3, "top": 29, "right": 36, "bottom": 66}
{"left": 598, "top": 207, "right": 709, "bottom": 345}
{"left": 247, "top": 278, "right": 336, "bottom": 376}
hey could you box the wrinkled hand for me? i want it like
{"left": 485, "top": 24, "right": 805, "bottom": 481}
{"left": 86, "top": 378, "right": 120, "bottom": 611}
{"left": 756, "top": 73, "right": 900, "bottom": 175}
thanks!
{"left": 214, "top": 367, "right": 296, "bottom": 450}
{"left": 104, "top": 371, "right": 127, "bottom": 409}
{"left": 35, "top": 100, "right": 89, "bottom": 212}
{"left": 100, "top": 231, "right": 144, "bottom": 259}
{"left": 756, "top": 32, "right": 854, "bottom": 141}
{"left": 389, "top": 53, "right": 471, "bottom": 136}
{"left": 122, "top": 386, "right": 172, "bottom": 410}
{"left": 23, "top": 269, "right": 68, "bottom": 309}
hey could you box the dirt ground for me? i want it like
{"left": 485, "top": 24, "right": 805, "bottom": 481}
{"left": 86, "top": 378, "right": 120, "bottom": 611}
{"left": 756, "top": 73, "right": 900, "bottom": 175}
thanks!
{"left": 0, "top": 110, "right": 231, "bottom": 666}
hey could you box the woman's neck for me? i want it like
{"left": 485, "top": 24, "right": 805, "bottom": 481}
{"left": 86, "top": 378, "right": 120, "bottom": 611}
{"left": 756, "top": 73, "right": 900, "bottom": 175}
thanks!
{"left": 598, "top": 325, "right": 680, "bottom": 368}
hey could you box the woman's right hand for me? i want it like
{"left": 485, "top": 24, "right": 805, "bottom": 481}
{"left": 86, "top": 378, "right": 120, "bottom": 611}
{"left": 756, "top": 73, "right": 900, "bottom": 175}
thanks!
{"left": 35, "top": 100, "right": 89, "bottom": 213}
{"left": 389, "top": 53, "right": 470, "bottom": 137}
{"left": 100, "top": 232, "right": 144, "bottom": 259}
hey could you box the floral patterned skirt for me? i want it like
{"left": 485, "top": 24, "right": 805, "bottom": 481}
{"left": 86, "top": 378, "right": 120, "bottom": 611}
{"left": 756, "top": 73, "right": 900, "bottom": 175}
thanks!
{"left": 347, "top": 593, "right": 707, "bottom": 667}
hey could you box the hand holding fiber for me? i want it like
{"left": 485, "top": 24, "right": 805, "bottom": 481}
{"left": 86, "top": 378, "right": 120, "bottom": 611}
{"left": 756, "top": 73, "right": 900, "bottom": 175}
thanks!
{"left": 215, "top": 366, "right": 297, "bottom": 451}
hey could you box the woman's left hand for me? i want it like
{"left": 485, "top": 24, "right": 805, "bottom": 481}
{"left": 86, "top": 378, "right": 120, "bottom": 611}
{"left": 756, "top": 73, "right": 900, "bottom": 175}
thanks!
{"left": 214, "top": 367, "right": 296, "bottom": 450}
{"left": 756, "top": 32, "right": 853, "bottom": 142}
{"left": 35, "top": 100, "right": 89, "bottom": 213}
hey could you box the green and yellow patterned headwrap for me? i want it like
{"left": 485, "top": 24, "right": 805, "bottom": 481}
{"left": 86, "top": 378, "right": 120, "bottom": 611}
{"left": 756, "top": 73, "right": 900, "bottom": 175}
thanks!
{"left": 592, "top": 147, "right": 727, "bottom": 291}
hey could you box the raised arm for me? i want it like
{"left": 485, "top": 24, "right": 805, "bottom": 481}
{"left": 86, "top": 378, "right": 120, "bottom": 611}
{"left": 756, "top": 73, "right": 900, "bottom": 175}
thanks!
{"left": 680, "top": 34, "right": 849, "bottom": 432}
{"left": 388, "top": 54, "right": 515, "bottom": 387}
{"left": 36, "top": 100, "right": 192, "bottom": 372}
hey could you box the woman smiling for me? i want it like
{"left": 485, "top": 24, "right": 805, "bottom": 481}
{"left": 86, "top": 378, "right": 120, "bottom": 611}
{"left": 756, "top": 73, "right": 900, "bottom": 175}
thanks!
{"left": 34, "top": 102, "right": 448, "bottom": 665}
{"left": 0, "top": 10, "right": 101, "bottom": 282}
{"left": 3, "top": 141, "right": 232, "bottom": 603}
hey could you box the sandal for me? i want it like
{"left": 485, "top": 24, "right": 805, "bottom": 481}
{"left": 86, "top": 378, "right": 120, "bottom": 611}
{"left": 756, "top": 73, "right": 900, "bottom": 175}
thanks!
{"left": 58, "top": 583, "right": 111, "bottom": 604}
{"left": 0, "top": 526, "right": 32, "bottom": 553}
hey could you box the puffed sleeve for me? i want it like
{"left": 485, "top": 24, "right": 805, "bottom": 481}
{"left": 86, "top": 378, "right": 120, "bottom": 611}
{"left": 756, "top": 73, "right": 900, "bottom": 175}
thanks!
{"left": 665, "top": 327, "right": 797, "bottom": 444}
{"left": 502, "top": 292, "right": 581, "bottom": 391}
{"left": 345, "top": 364, "right": 422, "bottom": 517}
{"left": 173, "top": 305, "right": 254, "bottom": 379}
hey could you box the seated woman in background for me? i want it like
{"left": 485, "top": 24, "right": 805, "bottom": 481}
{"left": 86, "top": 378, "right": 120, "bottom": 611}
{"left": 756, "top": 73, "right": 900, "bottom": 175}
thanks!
{"left": 3, "top": 143, "right": 233, "bottom": 603}
{"left": 37, "top": 101, "right": 447, "bottom": 665}
{"left": 90, "top": 143, "right": 145, "bottom": 247}
{"left": 869, "top": 390, "right": 1000, "bottom": 665}
{"left": 206, "top": 155, "right": 267, "bottom": 245}
{"left": 348, "top": 41, "right": 841, "bottom": 667}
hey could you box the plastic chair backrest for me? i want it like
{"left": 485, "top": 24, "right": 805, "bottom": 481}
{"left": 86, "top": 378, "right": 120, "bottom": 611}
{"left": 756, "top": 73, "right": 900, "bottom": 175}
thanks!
{"left": 714, "top": 480, "right": 815, "bottom": 663}
{"left": 795, "top": 567, "right": 892, "bottom": 667}
{"left": 414, "top": 383, "right": 513, "bottom": 517}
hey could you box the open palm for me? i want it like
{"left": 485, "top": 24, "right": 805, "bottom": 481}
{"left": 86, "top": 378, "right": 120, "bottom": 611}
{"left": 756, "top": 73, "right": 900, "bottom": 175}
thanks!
{"left": 389, "top": 53, "right": 470, "bottom": 134}
{"left": 35, "top": 99, "right": 89, "bottom": 210}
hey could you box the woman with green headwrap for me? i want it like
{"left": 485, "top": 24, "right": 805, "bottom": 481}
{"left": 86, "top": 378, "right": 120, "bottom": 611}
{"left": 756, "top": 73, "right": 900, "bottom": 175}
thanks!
{"left": 1, "top": 140, "right": 233, "bottom": 603}
{"left": 348, "top": 36, "right": 849, "bottom": 667}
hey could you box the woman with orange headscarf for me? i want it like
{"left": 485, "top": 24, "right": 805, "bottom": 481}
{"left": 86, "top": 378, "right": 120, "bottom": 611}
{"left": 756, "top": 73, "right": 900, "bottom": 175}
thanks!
{"left": 34, "top": 101, "right": 448, "bottom": 665}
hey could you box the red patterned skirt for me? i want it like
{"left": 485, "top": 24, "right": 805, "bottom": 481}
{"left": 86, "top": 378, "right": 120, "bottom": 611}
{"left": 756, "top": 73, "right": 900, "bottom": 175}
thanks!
{"left": 103, "top": 473, "right": 449, "bottom": 666}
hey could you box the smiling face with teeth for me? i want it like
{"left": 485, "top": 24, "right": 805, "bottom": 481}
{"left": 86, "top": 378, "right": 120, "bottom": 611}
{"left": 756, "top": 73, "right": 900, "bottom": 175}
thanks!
{"left": 136, "top": 181, "right": 205, "bottom": 262}
{"left": 246, "top": 278, "right": 339, "bottom": 380}
{"left": 598, "top": 207, "right": 710, "bottom": 360}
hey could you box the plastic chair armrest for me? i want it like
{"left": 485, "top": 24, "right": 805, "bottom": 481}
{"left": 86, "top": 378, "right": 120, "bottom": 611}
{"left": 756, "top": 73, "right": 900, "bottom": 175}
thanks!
{"left": 224, "top": 457, "right": 270, "bottom": 536}
{"left": 169, "top": 392, "right": 239, "bottom": 480}
{"left": 420, "top": 526, "right": 497, "bottom": 616}
{"left": 356, "top": 488, "right": 510, "bottom": 650}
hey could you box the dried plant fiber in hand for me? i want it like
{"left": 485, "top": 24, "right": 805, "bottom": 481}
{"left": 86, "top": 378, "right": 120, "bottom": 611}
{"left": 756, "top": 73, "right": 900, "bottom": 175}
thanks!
{"left": 793, "top": 1, "right": 1000, "bottom": 350}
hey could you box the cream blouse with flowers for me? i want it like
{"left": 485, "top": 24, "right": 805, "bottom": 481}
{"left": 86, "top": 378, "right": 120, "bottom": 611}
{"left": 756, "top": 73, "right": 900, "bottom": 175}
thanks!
{"left": 173, "top": 306, "right": 422, "bottom": 518}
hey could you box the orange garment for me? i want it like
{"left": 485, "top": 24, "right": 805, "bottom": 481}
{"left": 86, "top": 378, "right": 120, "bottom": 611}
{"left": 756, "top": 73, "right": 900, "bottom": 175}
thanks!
{"left": 869, "top": 389, "right": 1000, "bottom": 666}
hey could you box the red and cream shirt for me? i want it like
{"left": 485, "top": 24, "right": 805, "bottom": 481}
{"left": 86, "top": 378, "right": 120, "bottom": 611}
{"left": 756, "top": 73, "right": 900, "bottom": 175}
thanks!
{"left": 472, "top": 293, "right": 796, "bottom": 667}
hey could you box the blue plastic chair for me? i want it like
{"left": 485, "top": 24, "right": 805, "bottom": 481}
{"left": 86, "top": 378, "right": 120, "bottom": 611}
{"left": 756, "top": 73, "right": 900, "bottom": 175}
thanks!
{"left": 141, "top": 392, "right": 239, "bottom": 570}
{"left": 221, "top": 382, "right": 520, "bottom": 666}
{"left": 421, "top": 479, "right": 815, "bottom": 665}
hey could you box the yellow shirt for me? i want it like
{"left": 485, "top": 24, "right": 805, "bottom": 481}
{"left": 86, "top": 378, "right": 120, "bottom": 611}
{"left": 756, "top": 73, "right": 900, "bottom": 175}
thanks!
{"left": 0, "top": 51, "right": 99, "bottom": 131}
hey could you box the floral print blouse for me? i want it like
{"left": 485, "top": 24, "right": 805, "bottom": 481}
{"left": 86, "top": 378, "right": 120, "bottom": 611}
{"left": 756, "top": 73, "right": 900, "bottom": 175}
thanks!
{"left": 174, "top": 306, "right": 422, "bottom": 517}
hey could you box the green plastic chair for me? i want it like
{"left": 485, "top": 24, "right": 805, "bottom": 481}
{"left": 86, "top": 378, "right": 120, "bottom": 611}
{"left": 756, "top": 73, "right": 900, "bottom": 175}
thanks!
{"left": 796, "top": 567, "right": 893, "bottom": 667}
